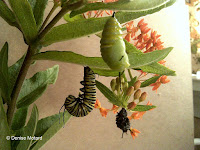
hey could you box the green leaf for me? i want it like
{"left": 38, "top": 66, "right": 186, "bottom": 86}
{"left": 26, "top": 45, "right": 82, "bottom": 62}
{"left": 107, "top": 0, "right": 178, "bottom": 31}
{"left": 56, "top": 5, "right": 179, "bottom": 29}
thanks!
{"left": 128, "top": 47, "right": 173, "bottom": 68}
{"left": 34, "top": 113, "right": 63, "bottom": 137}
{"left": 33, "top": 0, "right": 48, "bottom": 28}
{"left": 131, "top": 105, "right": 156, "bottom": 112}
{"left": 11, "top": 107, "right": 28, "bottom": 131}
{"left": 16, "top": 104, "right": 38, "bottom": 150}
{"left": 91, "top": 68, "right": 119, "bottom": 77}
{"left": 95, "top": 80, "right": 122, "bottom": 106}
{"left": 8, "top": 0, "right": 38, "bottom": 44}
{"left": 8, "top": 56, "right": 24, "bottom": 93}
{"left": 41, "top": 0, "right": 176, "bottom": 46}
{"left": 0, "top": 96, "right": 11, "bottom": 150}
{"left": 128, "top": 76, "right": 137, "bottom": 87}
{"left": 139, "top": 63, "right": 176, "bottom": 76}
{"left": 70, "top": 0, "right": 170, "bottom": 17}
{"left": 33, "top": 47, "right": 173, "bottom": 71}
{"left": 63, "top": 13, "right": 84, "bottom": 22}
{"left": 31, "top": 112, "right": 71, "bottom": 150}
{"left": 141, "top": 76, "right": 161, "bottom": 88}
{"left": 124, "top": 39, "right": 176, "bottom": 76}
{"left": 0, "top": 1, "right": 17, "bottom": 26}
{"left": 16, "top": 65, "right": 59, "bottom": 108}
{"left": 33, "top": 51, "right": 108, "bottom": 69}
{"left": 0, "top": 42, "right": 10, "bottom": 103}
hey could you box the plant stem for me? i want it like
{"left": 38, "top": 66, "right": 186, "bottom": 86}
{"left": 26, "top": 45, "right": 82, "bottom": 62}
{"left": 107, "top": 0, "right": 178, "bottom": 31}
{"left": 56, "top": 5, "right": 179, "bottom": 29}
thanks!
{"left": 39, "top": 4, "right": 58, "bottom": 33}
{"left": 128, "top": 69, "right": 133, "bottom": 80}
{"left": 7, "top": 45, "right": 36, "bottom": 127}
{"left": 38, "top": 0, "right": 84, "bottom": 40}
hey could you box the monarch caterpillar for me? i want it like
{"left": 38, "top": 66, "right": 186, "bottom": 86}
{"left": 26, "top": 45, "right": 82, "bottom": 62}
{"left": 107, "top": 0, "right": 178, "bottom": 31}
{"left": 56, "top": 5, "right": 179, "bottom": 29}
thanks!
{"left": 100, "top": 12, "right": 130, "bottom": 72}
{"left": 60, "top": 67, "right": 96, "bottom": 118}
{"left": 116, "top": 108, "right": 131, "bottom": 138}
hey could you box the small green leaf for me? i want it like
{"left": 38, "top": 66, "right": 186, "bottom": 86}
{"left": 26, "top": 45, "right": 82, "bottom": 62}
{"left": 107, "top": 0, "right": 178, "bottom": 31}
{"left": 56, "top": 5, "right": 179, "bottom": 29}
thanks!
{"left": 63, "top": 13, "right": 84, "bottom": 22}
{"left": 41, "top": 0, "right": 176, "bottom": 46}
{"left": 131, "top": 105, "right": 156, "bottom": 112}
{"left": 70, "top": 0, "right": 170, "bottom": 17}
{"left": 16, "top": 104, "right": 38, "bottom": 150}
{"left": 8, "top": 56, "right": 24, "bottom": 92}
{"left": 0, "top": 96, "right": 11, "bottom": 150}
{"left": 33, "top": 0, "right": 48, "bottom": 28}
{"left": 191, "top": 44, "right": 198, "bottom": 54}
{"left": 8, "top": 0, "right": 38, "bottom": 44}
{"left": 0, "top": 1, "right": 17, "bottom": 26}
{"left": 95, "top": 80, "right": 122, "bottom": 106}
{"left": 34, "top": 113, "right": 63, "bottom": 137}
{"left": 139, "top": 63, "right": 176, "bottom": 76}
{"left": 0, "top": 42, "right": 10, "bottom": 103}
{"left": 128, "top": 76, "right": 137, "bottom": 87}
{"left": 141, "top": 76, "right": 161, "bottom": 88}
{"left": 16, "top": 65, "right": 59, "bottom": 108}
{"left": 31, "top": 112, "right": 71, "bottom": 150}
{"left": 11, "top": 107, "right": 28, "bottom": 131}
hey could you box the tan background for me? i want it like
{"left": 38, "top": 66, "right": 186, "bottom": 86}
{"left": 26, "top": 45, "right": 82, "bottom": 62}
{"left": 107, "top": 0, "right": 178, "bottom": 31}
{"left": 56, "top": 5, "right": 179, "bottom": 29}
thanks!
{"left": 0, "top": 0, "right": 194, "bottom": 150}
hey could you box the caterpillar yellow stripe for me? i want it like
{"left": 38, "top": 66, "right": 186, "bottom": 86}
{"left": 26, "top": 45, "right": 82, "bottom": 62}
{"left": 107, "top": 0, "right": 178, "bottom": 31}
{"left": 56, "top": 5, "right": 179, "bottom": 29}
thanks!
{"left": 100, "top": 13, "right": 130, "bottom": 72}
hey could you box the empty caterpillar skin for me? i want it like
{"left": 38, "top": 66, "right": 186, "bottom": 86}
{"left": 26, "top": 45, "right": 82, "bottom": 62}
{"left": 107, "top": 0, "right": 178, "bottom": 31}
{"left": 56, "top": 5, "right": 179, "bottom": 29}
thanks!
{"left": 116, "top": 108, "right": 130, "bottom": 137}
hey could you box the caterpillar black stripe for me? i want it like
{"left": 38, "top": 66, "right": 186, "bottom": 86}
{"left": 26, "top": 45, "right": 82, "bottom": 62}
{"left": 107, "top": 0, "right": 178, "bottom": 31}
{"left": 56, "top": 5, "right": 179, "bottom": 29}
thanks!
{"left": 60, "top": 67, "right": 96, "bottom": 118}
{"left": 116, "top": 108, "right": 130, "bottom": 138}
{"left": 100, "top": 12, "right": 130, "bottom": 72}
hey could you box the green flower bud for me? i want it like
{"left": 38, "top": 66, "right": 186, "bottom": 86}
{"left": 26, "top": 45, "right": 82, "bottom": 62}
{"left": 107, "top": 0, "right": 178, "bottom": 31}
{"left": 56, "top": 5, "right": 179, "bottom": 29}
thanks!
{"left": 110, "top": 79, "right": 116, "bottom": 91}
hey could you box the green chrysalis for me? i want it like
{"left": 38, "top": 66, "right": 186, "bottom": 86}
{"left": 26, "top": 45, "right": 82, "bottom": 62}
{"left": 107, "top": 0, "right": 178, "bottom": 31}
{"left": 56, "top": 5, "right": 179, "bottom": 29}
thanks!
{"left": 100, "top": 13, "right": 130, "bottom": 72}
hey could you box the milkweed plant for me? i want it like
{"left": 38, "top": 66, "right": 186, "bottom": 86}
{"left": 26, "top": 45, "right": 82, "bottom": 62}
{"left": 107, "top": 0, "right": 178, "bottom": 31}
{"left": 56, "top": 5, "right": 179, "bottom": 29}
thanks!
{"left": 0, "top": 0, "right": 176, "bottom": 149}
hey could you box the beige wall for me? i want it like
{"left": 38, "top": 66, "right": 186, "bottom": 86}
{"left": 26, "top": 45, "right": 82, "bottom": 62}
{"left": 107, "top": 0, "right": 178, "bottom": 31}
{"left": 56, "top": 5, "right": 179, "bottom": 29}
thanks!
{"left": 0, "top": 0, "right": 194, "bottom": 149}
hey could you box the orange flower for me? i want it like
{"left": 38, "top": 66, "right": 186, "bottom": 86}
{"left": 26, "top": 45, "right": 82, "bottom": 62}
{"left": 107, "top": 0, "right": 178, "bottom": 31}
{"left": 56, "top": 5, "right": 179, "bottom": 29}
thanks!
{"left": 128, "top": 101, "right": 154, "bottom": 120}
{"left": 111, "top": 104, "right": 119, "bottom": 114}
{"left": 94, "top": 99, "right": 101, "bottom": 108}
{"left": 130, "top": 128, "right": 141, "bottom": 139}
{"left": 99, "top": 107, "right": 110, "bottom": 117}
{"left": 151, "top": 75, "right": 170, "bottom": 92}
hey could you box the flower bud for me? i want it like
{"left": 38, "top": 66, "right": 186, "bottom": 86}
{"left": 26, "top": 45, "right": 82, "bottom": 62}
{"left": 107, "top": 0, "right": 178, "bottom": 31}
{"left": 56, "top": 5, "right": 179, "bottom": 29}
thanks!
{"left": 123, "top": 82, "right": 128, "bottom": 91}
{"left": 116, "top": 77, "right": 120, "bottom": 84}
{"left": 134, "top": 89, "right": 141, "bottom": 100}
{"left": 139, "top": 92, "right": 147, "bottom": 102}
{"left": 134, "top": 80, "right": 141, "bottom": 90}
{"left": 126, "top": 86, "right": 134, "bottom": 96}
{"left": 127, "top": 102, "right": 137, "bottom": 109}
{"left": 115, "top": 84, "right": 120, "bottom": 93}
{"left": 110, "top": 79, "right": 116, "bottom": 91}
{"left": 120, "top": 77, "right": 125, "bottom": 83}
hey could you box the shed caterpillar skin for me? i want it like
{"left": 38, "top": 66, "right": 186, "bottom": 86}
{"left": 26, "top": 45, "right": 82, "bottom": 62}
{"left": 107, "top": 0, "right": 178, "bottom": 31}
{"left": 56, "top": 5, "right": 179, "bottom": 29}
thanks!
{"left": 100, "top": 13, "right": 130, "bottom": 72}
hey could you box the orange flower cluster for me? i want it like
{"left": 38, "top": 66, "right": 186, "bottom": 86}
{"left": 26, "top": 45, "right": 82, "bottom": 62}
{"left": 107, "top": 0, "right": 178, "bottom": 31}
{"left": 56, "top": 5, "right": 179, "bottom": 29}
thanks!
{"left": 83, "top": 0, "right": 118, "bottom": 18}
{"left": 125, "top": 19, "right": 164, "bottom": 53}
